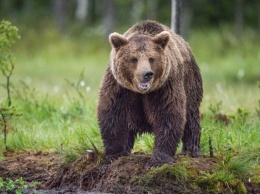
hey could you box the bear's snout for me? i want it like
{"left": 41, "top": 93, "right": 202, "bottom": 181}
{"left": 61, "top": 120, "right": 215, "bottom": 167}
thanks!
{"left": 142, "top": 70, "right": 154, "bottom": 81}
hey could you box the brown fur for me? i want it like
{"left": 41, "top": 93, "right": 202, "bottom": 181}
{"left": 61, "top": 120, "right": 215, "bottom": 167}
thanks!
{"left": 97, "top": 20, "right": 203, "bottom": 165}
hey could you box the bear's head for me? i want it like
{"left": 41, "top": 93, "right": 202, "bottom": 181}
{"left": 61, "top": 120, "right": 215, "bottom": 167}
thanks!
{"left": 109, "top": 31, "right": 171, "bottom": 93}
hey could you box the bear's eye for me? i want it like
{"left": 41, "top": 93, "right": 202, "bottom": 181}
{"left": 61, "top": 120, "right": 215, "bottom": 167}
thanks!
{"left": 131, "top": 58, "right": 138, "bottom": 64}
{"left": 149, "top": 58, "right": 154, "bottom": 64}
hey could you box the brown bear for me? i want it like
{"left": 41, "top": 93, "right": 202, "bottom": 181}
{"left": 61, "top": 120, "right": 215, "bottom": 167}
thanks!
{"left": 97, "top": 20, "right": 203, "bottom": 165}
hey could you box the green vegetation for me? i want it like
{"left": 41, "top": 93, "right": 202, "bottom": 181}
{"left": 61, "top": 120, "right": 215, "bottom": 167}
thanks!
{"left": 134, "top": 163, "right": 189, "bottom": 185}
{"left": 131, "top": 156, "right": 252, "bottom": 193}
{"left": 0, "top": 177, "right": 40, "bottom": 194}
{"left": 131, "top": 163, "right": 189, "bottom": 193}
{"left": 193, "top": 153, "right": 252, "bottom": 193}
{"left": 195, "top": 171, "right": 246, "bottom": 193}
{"left": 0, "top": 21, "right": 259, "bottom": 193}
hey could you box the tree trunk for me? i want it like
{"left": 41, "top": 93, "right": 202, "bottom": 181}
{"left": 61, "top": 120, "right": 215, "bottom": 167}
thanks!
{"left": 147, "top": 0, "right": 159, "bottom": 20}
{"left": 0, "top": 0, "right": 14, "bottom": 17}
{"left": 75, "top": 0, "right": 89, "bottom": 21}
{"left": 104, "top": 0, "right": 115, "bottom": 38}
{"left": 131, "top": 0, "right": 144, "bottom": 23}
{"left": 171, "top": 0, "right": 181, "bottom": 35}
{"left": 181, "top": 0, "right": 194, "bottom": 40}
{"left": 235, "top": 0, "right": 244, "bottom": 40}
{"left": 53, "top": 0, "right": 67, "bottom": 32}
{"left": 257, "top": 0, "right": 260, "bottom": 32}
{"left": 88, "top": 0, "right": 99, "bottom": 24}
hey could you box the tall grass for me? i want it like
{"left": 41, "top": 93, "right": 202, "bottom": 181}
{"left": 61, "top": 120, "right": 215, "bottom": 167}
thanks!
{"left": 0, "top": 24, "right": 259, "bottom": 167}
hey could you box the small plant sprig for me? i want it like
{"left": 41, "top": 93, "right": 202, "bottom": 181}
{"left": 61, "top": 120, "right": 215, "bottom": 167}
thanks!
{"left": 0, "top": 177, "right": 40, "bottom": 194}
{"left": 65, "top": 70, "right": 86, "bottom": 100}
{"left": 0, "top": 20, "right": 20, "bottom": 149}
{"left": 209, "top": 101, "right": 222, "bottom": 116}
{"left": 0, "top": 20, "right": 20, "bottom": 106}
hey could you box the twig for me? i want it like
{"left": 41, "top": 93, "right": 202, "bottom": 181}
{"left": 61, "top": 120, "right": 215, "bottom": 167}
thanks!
{"left": 0, "top": 108, "right": 8, "bottom": 149}
{"left": 6, "top": 56, "right": 14, "bottom": 107}
{"left": 209, "top": 136, "right": 214, "bottom": 157}
{"left": 42, "top": 167, "right": 52, "bottom": 176}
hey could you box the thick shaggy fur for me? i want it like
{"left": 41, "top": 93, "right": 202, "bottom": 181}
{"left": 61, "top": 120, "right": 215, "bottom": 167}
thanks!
{"left": 97, "top": 20, "right": 203, "bottom": 165}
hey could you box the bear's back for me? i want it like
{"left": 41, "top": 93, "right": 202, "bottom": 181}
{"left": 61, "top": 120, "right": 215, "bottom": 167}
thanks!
{"left": 124, "top": 20, "right": 168, "bottom": 37}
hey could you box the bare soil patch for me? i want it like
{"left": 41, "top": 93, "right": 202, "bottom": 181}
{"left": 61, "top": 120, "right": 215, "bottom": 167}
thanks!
{"left": 0, "top": 151, "right": 60, "bottom": 184}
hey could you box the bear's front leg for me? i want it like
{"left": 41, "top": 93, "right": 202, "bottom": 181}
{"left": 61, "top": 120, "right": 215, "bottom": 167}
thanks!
{"left": 98, "top": 100, "right": 131, "bottom": 162}
{"left": 145, "top": 86, "right": 186, "bottom": 166}
{"left": 97, "top": 71, "right": 135, "bottom": 162}
{"left": 151, "top": 111, "right": 186, "bottom": 165}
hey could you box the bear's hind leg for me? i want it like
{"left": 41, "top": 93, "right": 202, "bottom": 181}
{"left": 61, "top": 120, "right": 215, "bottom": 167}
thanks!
{"left": 182, "top": 56, "right": 203, "bottom": 157}
{"left": 181, "top": 106, "right": 201, "bottom": 157}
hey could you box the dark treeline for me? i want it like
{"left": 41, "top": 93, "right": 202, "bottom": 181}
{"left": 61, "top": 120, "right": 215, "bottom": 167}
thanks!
{"left": 0, "top": 0, "right": 259, "bottom": 38}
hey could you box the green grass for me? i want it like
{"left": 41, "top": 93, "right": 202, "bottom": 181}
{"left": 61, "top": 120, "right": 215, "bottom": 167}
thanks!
{"left": 0, "top": 24, "right": 259, "bottom": 171}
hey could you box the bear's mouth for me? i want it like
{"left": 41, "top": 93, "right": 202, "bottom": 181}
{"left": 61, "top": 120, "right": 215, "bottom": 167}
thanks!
{"left": 138, "top": 82, "right": 150, "bottom": 91}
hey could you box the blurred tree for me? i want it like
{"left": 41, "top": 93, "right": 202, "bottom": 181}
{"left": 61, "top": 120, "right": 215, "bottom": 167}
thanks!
{"left": 53, "top": 0, "right": 67, "bottom": 32}
{"left": 235, "top": 0, "right": 244, "bottom": 40}
{"left": 257, "top": 0, "right": 260, "bottom": 32}
{"left": 88, "top": 0, "right": 98, "bottom": 24}
{"left": 0, "top": 1, "right": 13, "bottom": 18}
{"left": 103, "top": 0, "right": 115, "bottom": 38}
{"left": 171, "top": 0, "right": 181, "bottom": 35}
{"left": 147, "top": 0, "right": 159, "bottom": 20}
{"left": 75, "top": 0, "right": 88, "bottom": 21}
{"left": 181, "top": 0, "right": 194, "bottom": 40}
{"left": 131, "top": 0, "right": 144, "bottom": 23}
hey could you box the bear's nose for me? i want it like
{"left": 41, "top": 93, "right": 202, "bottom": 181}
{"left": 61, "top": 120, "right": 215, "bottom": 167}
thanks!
{"left": 142, "top": 71, "right": 154, "bottom": 81}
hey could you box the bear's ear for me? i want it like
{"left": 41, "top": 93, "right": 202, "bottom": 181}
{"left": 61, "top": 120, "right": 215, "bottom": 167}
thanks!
{"left": 109, "top": 32, "right": 128, "bottom": 50}
{"left": 152, "top": 31, "right": 170, "bottom": 49}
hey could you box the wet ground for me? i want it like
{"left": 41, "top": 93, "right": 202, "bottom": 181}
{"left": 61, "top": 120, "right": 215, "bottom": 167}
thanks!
{"left": 0, "top": 151, "right": 259, "bottom": 193}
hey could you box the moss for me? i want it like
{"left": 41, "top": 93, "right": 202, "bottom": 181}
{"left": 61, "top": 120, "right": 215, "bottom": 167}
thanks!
{"left": 251, "top": 175, "right": 260, "bottom": 184}
{"left": 195, "top": 170, "right": 246, "bottom": 193}
{"left": 196, "top": 172, "right": 222, "bottom": 192}
{"left": 189, "top": 182, "right": 199, "bottom": 190}
{"left": 133, "top": 163, "right": 189, "bottom": 186}
{"left": 250, "top": 166, "right": 260, "bottom": 184}
{"left": 230, "top": 179, "right": 247, "bottom": 194}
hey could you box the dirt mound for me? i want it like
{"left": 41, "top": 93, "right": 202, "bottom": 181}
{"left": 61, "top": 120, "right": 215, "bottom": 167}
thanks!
{"left": 46, "top": 153, "right": 220, "bottom": 193}
{"left": 46, "top": 153, "right": 153, "bottom": 193}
